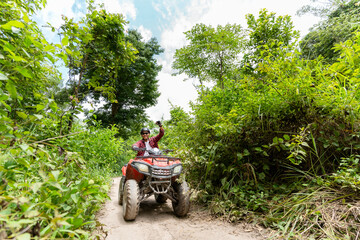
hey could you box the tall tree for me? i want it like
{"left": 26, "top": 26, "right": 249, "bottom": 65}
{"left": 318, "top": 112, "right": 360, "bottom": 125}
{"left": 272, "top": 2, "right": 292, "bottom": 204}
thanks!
{"left": 58, "top": 6, "right": 160, "bottom": 134}
{"left": 242, "top": 9, "right": 299, "bottom": 75}
{"left": 299, "top": 0, "right": 360, "bottom": 63}
{"left": 60, "top": 7, "right": 136, "bottom": 102}
{"left": 172, "top": 23, "right": 245, "bottom": 88}
{"left": 87, "top": 29, "right": 163, "bottom": 136}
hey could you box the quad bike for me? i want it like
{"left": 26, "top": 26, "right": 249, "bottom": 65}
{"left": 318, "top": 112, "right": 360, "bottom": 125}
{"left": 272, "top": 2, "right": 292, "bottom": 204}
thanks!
{"left": 118, "top": 148, "right": 190, "bottom": 221}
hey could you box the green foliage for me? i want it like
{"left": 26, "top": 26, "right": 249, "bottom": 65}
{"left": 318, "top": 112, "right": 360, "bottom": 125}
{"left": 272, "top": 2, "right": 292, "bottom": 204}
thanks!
{"left": 87, "top": 29, "right": 163, "bottom": 137}
{"left": 169, "top": 9, "right": 360, "bottom": 238}
{"left": 59, "top": 6, "right": 136, "bottom": 101}
{"left": 0, "top": 1, "right": 129, "bottom": 238}
{"left": 162, "top": 105, "right": 193, "bottom": 150}
{"left": 172, "top": 23, "right": 245, "bottom": 87}
{"left": 57, "top": 5, "right": 163, "bottom": 136}
{"left": 65, "top": 124, "right": 126, "bottom": 174}
{"left": 297, "top": 0, "right": 353, "bottom": 18}
{"left": 0, "top": 146, "right": 107, "bottom": 239}
{"left": 0, "top": 0, "right": 61, "bottom": 127}
{"left": 331, "top": 155, "right": 360, "bottom": 191}
{"left": 300, "top": 0, "right": 360, "bottom": 63}
{"left": 0, "top": 122, "right": 125, "bottom": 238}
{"left": 242, "top": 9, "right": 299, "bottom": 75}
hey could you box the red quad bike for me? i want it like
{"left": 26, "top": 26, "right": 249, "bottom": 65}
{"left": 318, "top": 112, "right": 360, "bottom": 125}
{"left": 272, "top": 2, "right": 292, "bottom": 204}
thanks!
{"left": 118, "top": 148, "right": 190, "bottom": 221}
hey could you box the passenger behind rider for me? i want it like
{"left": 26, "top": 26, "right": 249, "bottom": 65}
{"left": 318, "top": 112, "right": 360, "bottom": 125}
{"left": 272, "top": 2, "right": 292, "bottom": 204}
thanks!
{"left": 132, "top": 121, "right": 164, "bottom": 157}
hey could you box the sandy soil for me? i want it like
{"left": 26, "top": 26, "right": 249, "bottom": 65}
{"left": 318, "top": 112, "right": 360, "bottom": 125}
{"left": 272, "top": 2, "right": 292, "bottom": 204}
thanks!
{"left": 96, "top": 177, "right": 267, "bottom": 240}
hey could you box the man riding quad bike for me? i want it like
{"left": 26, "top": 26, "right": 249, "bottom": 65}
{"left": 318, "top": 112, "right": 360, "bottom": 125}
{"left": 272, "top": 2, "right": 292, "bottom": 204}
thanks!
{"left": 118, "top": 121, "right": 190, "bottom": 221}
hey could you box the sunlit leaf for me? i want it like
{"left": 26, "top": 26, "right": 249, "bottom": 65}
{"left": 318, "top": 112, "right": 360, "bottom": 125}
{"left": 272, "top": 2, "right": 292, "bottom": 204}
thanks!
{"left": 65, "top": 48, "right": 73, "bottom": 55}
{"left": 16, "top": 111, "right": 28, "bottom": 119}
{"left": 15, "top": 67, "right": 33, "bottom": 78}
{"left": 62, "top": 36, "right": 69, "bottom": 46}
{"left": 9, "top": 55, "right": 27, "bottom": 62}
{"left": 36, "top": 104, "right": 45, "bottom": 112}
{"left": 51, "top": 170, "right": 60, "bottom": 181}
{"left": 24, "top": 210, "right": 40, "bottom": 218}
{"left": 34, "top": 114, "right": 43, "bottom": 119}
{"left": 1, "top": 20, "right": 25, "bottom": 30}
{"left": 22, "top": 13, "right": 30, "bottom": 23}
{"left": 20, "top": 144, "right": 29, "bottom": 151}
{"left": 1, "top": 100, "right": 11, "bottom": 112}
{"left": 15, "top": 233, "right": 31, "bottom": 240}
{"left": 49, "top": 101, "right": 58, "bottom": 112}
{"left": 31, "top": 183, "right": 42, "bottom": 193}
{"left": 0, "top": 72, "right": 8, "bottom": 80}
{"left": 6, "top": 80, "right": 18, "bottom": 98}
{"left": 44, "top": 44, "right": 55, "bottom": 52}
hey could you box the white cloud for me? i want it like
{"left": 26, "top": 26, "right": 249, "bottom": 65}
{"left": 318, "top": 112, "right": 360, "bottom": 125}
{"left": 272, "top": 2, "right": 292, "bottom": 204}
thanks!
{"left": 138, "top": 25, "right": 153, "bottom": 42}
{"left": 96, "top": 0, "right": 137, "bottom": 20}
{"left": 146, "top": 72, "right": 198, "bottom": 120}
{"left": 36, "top": 0, "right": 78, "bottom": 28}
{"left": 152, "top": 1, "right": 167, "bottom": 19}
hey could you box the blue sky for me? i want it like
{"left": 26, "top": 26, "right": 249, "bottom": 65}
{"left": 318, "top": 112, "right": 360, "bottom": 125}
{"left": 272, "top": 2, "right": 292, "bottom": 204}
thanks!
{"left": 35, "top": 0, "right": 320, "bottom": 120}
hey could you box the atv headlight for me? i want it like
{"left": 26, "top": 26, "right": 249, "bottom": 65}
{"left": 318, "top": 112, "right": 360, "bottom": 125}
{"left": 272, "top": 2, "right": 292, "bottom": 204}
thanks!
{"left": 173, "top": 165, "right": 182, "bottom": 175}
{"left": 134, "top": 162, "right": 149, "bottom": 173}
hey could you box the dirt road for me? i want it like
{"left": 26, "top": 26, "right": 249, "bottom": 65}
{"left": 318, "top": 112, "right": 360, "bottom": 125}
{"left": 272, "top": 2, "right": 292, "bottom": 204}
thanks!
{"left": 97, "top": 177, "right": 267, "bottom": 240}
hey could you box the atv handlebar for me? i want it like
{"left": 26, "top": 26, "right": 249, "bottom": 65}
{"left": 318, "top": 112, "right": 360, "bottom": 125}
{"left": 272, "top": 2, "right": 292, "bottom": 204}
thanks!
{"left": 133, "top": 148, "right": 174, "bottom": 155}
{"left": 133, "top": 147, "right": 146, "bottom": 151}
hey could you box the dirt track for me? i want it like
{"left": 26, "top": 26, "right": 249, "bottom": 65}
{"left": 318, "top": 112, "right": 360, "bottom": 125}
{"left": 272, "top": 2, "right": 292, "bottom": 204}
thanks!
{"left": 96, "top": 177, "right": 267, "bottom": 240}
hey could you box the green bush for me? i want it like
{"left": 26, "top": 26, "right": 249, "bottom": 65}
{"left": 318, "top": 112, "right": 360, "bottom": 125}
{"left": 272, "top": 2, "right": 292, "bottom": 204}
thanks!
{"left": 167, "top": 30, "right": 360, "bottom": 238}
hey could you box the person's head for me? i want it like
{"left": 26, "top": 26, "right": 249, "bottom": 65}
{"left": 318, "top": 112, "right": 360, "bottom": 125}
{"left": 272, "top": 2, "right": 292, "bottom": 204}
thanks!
{"left": 140, "top": 127, "right": 150, "bottom": 141}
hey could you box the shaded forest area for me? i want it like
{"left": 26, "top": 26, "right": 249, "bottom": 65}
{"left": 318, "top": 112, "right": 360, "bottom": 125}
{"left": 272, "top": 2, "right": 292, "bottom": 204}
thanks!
{"left": 1, "top": 0, "right": 360, "bottom": 239}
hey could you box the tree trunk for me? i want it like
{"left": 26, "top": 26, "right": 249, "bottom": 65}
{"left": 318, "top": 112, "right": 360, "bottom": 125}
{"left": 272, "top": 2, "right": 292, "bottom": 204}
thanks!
{"left": 111, "top": 102, "right": 119, "bottom": 123}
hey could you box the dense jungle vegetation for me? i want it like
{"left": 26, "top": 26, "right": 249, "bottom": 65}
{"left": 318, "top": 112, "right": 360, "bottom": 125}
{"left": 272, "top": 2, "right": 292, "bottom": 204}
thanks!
{"left": 1, "top": 0, "right": 360, "bottom": 239}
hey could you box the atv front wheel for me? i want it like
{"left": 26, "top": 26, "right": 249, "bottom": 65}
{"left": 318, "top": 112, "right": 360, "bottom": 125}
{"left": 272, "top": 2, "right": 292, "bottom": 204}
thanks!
{"left": 155, "top": 194, "right": 167, "bottom": 204}
{"left": 122, "top": 179, "right": 140, "bottom": 221}
{"left": 172, "top": 181, "right": 190, "bottom": 217}
{"left": 118, "top": 176, "right": 125, "bottom": 205}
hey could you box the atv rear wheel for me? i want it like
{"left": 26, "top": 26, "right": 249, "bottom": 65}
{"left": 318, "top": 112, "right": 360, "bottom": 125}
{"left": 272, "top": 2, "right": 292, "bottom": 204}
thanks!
{"left": 118, "top": 176, "right": 125, "bottom": 205}
{"left": 155, "top": 194, "right": 167, "bottom": 204}
{"left": 172, "top": 181, "right": 190, "bottom": 217}
{"left": 122, "top": 179, "right": 140, "bottom": 221}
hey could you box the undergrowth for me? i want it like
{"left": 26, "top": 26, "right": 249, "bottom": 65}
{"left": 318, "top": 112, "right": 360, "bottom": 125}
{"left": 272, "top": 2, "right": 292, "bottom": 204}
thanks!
{"left": 165, "top": 31, "right": 360, "bottom": 239}
{"left": 0, "top": 123, "right": 126, "bottom": 239}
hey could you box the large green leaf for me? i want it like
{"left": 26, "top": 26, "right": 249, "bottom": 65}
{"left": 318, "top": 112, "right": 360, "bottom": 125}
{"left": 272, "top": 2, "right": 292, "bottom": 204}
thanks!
{"left": 16, "top": 111, "right": 28, "bottom": 119}
{"left": 1, "top": 20, "right": 25, "bottom": 30}
{"left": 1, "top": 100, "right": 11, "bottom": 112}
{"left": 36, "top": 104, "right": 45, "bottom": 112}
{"left": 61, "top": 36, "right": 69, "bottom": 46}
{"left": 5, "top": 80, "right": 18, "bottom": 98}
{"left": 15, "top": 67, "right": 33, "bottom": 78}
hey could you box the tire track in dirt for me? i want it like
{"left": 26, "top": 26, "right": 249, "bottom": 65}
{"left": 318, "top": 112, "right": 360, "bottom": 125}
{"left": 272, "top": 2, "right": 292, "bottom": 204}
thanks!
{"left": 96, "top": 177, "right": 267, "bottom": 240}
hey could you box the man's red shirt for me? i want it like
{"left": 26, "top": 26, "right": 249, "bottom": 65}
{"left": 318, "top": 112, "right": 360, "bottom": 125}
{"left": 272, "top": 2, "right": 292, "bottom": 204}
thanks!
{"left": 132, "top": 128, "right": 164, "bottom": 156}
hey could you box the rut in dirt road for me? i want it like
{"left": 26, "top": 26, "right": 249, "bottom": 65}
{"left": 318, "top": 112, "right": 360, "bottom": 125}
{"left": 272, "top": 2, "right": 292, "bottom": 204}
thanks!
{"left": 97, "top": 177, "right": 266, "bottom": 240}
